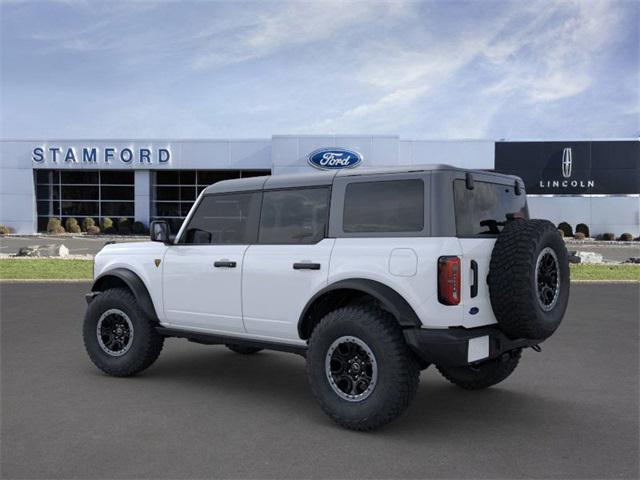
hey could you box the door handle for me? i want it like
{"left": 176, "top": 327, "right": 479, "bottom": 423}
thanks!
{"left": 470, "top": 260, "right": 478, "bottom": 298}
{"left": 293, "top": 262, "right": 321, "bottom": 270}
{"left": 214, "top": 260, "right": 237, "bottom": 268}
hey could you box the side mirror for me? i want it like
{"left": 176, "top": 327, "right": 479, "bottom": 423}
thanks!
{"left": 150, "top": 220, "right": 172, "bottom": 244}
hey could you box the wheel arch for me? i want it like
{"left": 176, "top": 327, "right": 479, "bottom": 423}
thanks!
{"left": 298, "top": 278, "right": 422, "bottom": 339}
{"left": 91, "top": 268, "right": 158, "bottom": 321}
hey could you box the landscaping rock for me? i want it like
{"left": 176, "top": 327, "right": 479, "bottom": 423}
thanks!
{"left": 568, "top": 253, "right": 581, "bottom": 264}
{"left": 16, "top": 244, "right": 69, "bottom": 258}
{"left": 624, "top": 257, "right": 640, "bottom": 264}
{"left": 573, "top": 251, "right": 604, "bottom": 264}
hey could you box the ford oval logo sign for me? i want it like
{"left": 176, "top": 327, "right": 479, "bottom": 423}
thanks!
{"left": 307, "top": 148, "right": 362, "bottom": 170}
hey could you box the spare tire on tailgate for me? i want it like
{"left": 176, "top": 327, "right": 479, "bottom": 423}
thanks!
{"left": 488, "top": 219, "right": 569, "bottom": 340}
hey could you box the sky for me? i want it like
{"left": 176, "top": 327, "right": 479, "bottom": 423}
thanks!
{"left": 1, "top": 0, "right": 638, "bottom": 140}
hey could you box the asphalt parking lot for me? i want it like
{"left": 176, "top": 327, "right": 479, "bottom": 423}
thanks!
{"left": 1, "top": 283, "right": 638, "bottom": 479}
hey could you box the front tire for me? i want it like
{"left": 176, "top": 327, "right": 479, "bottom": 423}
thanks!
{"left": 83, "top": 288, "right": 164, "bottom": 377}
{"left": 436, "top": 349, "right": 521, "bottom": 390}
{"left": 307, "top": 305, "right": 419, "bottom": 431}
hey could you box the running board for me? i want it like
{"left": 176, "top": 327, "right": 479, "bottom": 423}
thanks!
{"left": 156, "top": 327, "right": 307, "bottom": 356}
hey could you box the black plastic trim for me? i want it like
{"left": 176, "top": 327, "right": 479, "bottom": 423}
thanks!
{"left": 298, "top": 278, "right": 422, "bottom": 338}
{"left": 293, "top": 262, "right": 321, "bottom": 270}
{"left": 470, "top": 260, "right": 479, "bottom": 298}
{"left": 91, "top": 268, "right": 158, "bottom": 321}
{"left": 157, "top": 327, "right": 307, "bottom": 356}
{"left": 403, "top": 325, "right": 541, "bottom": 367}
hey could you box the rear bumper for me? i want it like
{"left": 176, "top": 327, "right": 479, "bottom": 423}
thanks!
{"left": 403, "top": 325, "right": 541, "bottom": 367}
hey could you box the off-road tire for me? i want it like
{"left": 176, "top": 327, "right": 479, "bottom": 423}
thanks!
{"left": 436, "top": 349, "right": 521, "bottom": 390}
{"left": 307, "top": 305, "right": 420, "bottom": 431}
{"left": 225, "top": 344, "right": 263, "bottom": 355}
{"left": 488, "top": 219, "right": 569, "bottom": 340}
{"left": 83, "top": 288, "right": 164, "bottom": 377}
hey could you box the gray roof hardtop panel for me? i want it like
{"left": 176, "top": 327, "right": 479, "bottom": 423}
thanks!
{"left": 202, "top": 176, "right": 268, "bottom": 194}
{"left": 264, "top": 171, "right": 336, "bottom": 189}
{"left": 201, "top": 164, "right": 521, "bottom": 195}
{"left": 335, "top": 164, "right": 454, "bottom": 176}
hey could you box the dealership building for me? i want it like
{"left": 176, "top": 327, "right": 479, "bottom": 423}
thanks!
{"left": 0, "top": 136, "right": 638, "bottom": 235}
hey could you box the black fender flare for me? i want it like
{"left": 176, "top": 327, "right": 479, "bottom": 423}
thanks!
{"left": 297, "top": 278, "right": 422, "bottom": 338}
{"left": 91, "top": 268, "right": 158, "bottom": 321}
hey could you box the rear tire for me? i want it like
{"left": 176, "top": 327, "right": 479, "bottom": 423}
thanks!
{"left": 83, "top": 288, "right": 164, "bottom": 377}
{"left": 436, "top": 349, "right": 521, "bottom": 390}
{"left": 225, "top": 344, "right": 263, "bottom": 355}
{"left": 306, "top": 305, "right": 419, "bottom": 431}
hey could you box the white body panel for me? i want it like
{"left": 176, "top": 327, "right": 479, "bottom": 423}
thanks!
{"left": 458, "top": 238, "right": 499, "bottom": 328}
{"left": 93, "top": 236, "right": 499, "bottom": 345}
{"left": 241, "top": 239, "right": 335, "bottom": 342}
{"left": 328, "top": 237, "right": 466, "bottom": 329}
{"left": 93, "top": 241, "right": 168, "bottom": 321}
{"left": 162, "top": 245, "right": 248, "bottom": 334}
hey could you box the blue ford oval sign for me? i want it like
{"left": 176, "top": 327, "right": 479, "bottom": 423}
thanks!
{"left": 308, "top": 148, "right": 362, "bottom": 170}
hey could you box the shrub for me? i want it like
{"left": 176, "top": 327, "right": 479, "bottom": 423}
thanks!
{"left": 573, "top": 232, "right": 586, "bottom": 240}
{"left": 132, "top": 221, "right": 147, "bottom": 235}
{"left": 101, "top": 217, "right": 114, "bottom": 233}
{"left": 117, "top": 217, "right": 131, "bottom": 234}
{"left": 86, "top": 225, "right": 101, "bottom": 235}
{"left": 0, "top": 224, "right": 13, "bottom": 234}
{"left": 557, "top": 229, "right": 565, "bottom": 238}
{"left": 65, "top": 217, "right": 81, "bottom": 234}
{"left": 82, "top": 217, "right": 96, "bottom": 231}
{"left": 557, "top": 222, "right": 573, "bottom": 238}
{"left": 618, "top": 233, "right": 634, "bottom": 242}
{"left": 598, "top": 232, "right": 615, "bottom": 241}
{"left": 50, "top": 225, "right": 66, "bottom": 235}
{"left": 575, "top": 223, "right": 590, "bottom": 238}
{"left": 46, "top": 218, "right": 62, "bottom": 233}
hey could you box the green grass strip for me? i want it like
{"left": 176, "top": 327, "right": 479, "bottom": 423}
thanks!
{"left": 0, "top": 259, "right": 638, "bottom": 282}
{"left": 569, "top": 263, "right": 640, "bottom": 281}
{"left": 0, "top": 259, "right": 93, "bottom": 279}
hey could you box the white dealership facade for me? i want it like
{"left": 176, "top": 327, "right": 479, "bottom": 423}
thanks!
{"left": 0, "top": 136, "right": 638, "bottom": 235}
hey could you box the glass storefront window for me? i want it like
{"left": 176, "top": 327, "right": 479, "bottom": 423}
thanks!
{"left": 35, "top": 169, "right": 134, "bottom": 231}
{"left": 151, "top": 169, "right": 270, "bottom": 231}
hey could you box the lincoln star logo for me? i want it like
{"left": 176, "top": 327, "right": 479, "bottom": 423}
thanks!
{"left": 154, "top": 259, "right": 161, "bottom": 268}
{"left": 561, "top": 147, "right": 572, "bottom": 178}
{"left": 308, "top": 148, "right": 362, "bottom": 170}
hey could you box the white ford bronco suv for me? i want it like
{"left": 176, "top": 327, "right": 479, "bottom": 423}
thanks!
{"left": 84, "top": 166, "right": 569, "bottom": 430}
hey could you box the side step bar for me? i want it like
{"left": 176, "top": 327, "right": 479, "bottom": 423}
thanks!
{"left": 156, "top": 327, "right": 308, "bottom": 357}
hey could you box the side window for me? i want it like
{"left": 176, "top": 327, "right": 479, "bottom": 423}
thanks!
{"left": 181, "top": 192, "right": 260, "bottom": 244}
{"left": 259, "top": 188, "right": 330, "bottom": 244}
{"left": 343, "top": 179, "right": 424, "bottom": 233}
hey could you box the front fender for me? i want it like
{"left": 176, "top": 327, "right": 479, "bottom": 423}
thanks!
{"left": 91, "top": 268, "right": 158, "bottom": 321}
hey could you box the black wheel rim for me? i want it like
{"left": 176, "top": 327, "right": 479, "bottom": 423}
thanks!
{"left": 96, "top": 309, "right": 134, "bottom": 357}
{"left": 325, "top": 336, "right": 377, "bottom": 402}
{"left": 535, "top": 247, "right": 560, "bottom": 311}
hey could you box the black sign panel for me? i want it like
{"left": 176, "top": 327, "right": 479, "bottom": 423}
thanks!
{"left": 495, "top": 141, "right": 640, "bottom": 195}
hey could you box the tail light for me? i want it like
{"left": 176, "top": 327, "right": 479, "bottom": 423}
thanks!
{"left": 438, "top": 256, "right": 461, "bottom": 305}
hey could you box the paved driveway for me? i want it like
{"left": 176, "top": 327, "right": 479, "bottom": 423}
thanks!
{"left": 1, "top": 282, "right": 638, "bottom": 479}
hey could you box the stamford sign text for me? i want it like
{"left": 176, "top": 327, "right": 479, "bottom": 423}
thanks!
{"left": 32, "top": 146, "right": 171, "bottom": 165}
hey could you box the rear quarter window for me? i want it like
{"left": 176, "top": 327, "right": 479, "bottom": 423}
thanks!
{"left": 343, "top": 179, "right": 424, "bottom": 233}
{"left": 454, "top": 180, "right": 529, "bottom": 236}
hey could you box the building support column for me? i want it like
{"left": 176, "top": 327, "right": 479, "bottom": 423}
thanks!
{"left": 134, "top": 170, "right": 151, "bottom": 227}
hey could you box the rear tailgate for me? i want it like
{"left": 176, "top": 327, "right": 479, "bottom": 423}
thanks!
{"left": 458, "top": 238, "right": 499, "bottom": 328}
